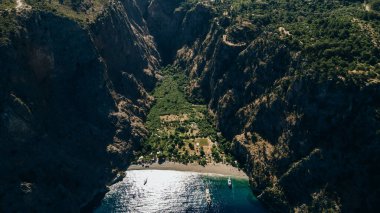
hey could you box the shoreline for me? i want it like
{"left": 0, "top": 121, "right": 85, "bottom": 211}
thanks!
{"left": 85, "top": 162, "right": 249, "bottom": 211}
{"left": 128, "top": 162, "right": 248, "bottom": 179}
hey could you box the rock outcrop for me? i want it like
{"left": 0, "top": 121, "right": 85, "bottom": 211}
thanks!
{"left": 173, "top": 4, "right": 380, "bottom": 213}
{"left": 0, "top": 0, "right": 159, "bottom": 211}
{"left": 145, "top": 0, "right": 214, "bottom": 64}
{"left": 1, "top": 0, "right": 379, "bottom": 212}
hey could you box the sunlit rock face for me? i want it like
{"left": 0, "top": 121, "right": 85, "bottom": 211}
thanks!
{"left": 0, "top": 0, "right": 159, "bottom": 211}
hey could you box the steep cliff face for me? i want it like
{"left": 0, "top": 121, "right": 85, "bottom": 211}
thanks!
{"left": 144, "top": 0, "right": 214, "bottom": 64}
{"left": 173, "top": 3, "right": 380, "bottom": 213}
{"left": 0, "top": 0, "right": 159, "bottom": 211}
{"left": 1, "top": 0, "right": 379, "bottom": 212}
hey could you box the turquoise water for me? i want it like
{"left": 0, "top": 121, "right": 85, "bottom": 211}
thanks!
{"left": 95, "top": 170, "right": 266, "bottom": 213}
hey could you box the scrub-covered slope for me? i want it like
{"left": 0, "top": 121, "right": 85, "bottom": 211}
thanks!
{"left": 171, "top": 0, "right": 380, "bottom": 212}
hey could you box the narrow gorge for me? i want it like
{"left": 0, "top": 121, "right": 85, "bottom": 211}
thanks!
{"left": 0, "top": 0, "right": 379, "bottom": 212}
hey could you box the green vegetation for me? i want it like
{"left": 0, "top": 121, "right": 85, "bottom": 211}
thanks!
{"left": 136, "top": 66, "right": 236, "bottom": 166}
{"left": 24, "top": 0, "right": 108, "bottom": 23}
{"left": 208, "top": 0, "right": 380, "bottom": 83}
{"left": 0, "top": 0, "right": 15, "bottom": 10}
{"left": 370, "top": 0, "right": 380, "bottom": 12}
{"left": 145, "top": 66, "right": 193, "bottom": 130}
{"left": 0, "top": 0, "right": 17, "bottom": 46}
{"left": 0, "top": 0, "right": 108, "bottom": 45}
{"left": 0, "top": 12, "right": 17, "bottom": 46}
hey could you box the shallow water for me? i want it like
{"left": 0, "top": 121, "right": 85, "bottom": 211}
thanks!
{"left": 95, "top": 170, "right": 266, "bottom": 213}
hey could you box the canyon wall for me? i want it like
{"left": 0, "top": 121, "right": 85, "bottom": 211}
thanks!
{"left": 1, "top": 0, "right": 379, "bottom": 212}
{"left": 0, "top": 0, "right": 159, "bottom": 211}
{"left": 171, "top": 2, "right": 380, "bottom": 213}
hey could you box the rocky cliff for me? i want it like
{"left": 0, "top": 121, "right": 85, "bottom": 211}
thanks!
{"left": 172, "top": 1, "right": 380, "bottom": 212}
{"left": 1, "top": 0, "right": 380, "bottom": 212}
{"left": 0, "top": 0, "right": 159, "bottom": 211}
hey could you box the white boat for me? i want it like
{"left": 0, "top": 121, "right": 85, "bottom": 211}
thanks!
{"left": 205, "top": 187, "right": 211, "bottom": 206}
{"left": 228, "top": 177, "right": 232, "bottom": 188}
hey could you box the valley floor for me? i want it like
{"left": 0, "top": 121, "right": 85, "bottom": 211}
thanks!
{"left": 135, "top": 66, "right": 237, "bottom": 167}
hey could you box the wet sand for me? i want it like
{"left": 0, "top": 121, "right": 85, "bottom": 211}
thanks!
{"left": 128, "top": 162, "right": 248, "bottom": 179}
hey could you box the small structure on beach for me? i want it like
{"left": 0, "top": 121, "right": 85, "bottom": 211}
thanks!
{"left": 137, "top": 156, "right": 144, "bottom": 163}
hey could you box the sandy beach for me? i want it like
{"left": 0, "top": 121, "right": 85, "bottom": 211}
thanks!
{"left": 128, "top": 162, "right": 248, "bottom": 179}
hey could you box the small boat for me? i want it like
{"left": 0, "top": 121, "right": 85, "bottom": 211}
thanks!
{"left": 228, "top": 177, "right": 232, "bottom": 188}
{"left": 144, "top": 178, "right": 148, "bottom": 185}
{"left": 205, "top": 187, "right": 212, "bottom": 206}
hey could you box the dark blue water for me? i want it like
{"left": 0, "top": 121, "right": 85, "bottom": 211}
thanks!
{"left": 95, "top": 170, "right": 266, "bottom": 213}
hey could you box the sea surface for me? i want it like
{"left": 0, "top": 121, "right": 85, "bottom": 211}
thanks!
{"left": 95, "top": 170, "right": 266, "bottom": 213}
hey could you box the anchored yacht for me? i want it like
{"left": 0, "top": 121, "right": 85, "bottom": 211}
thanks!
{"left": 205, "top": 187, "right": 211, "bottom": 206}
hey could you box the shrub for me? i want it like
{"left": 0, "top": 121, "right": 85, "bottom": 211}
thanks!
{"left": 199, "top": 158, "right": 207, "bottom": 166}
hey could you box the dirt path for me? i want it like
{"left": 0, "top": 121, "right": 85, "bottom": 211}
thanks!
{"left": 222, "top": 34, "right": 246, "bottom": 47}
{"left": 352, "top": 18, "right": 379, "bottom": 49}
